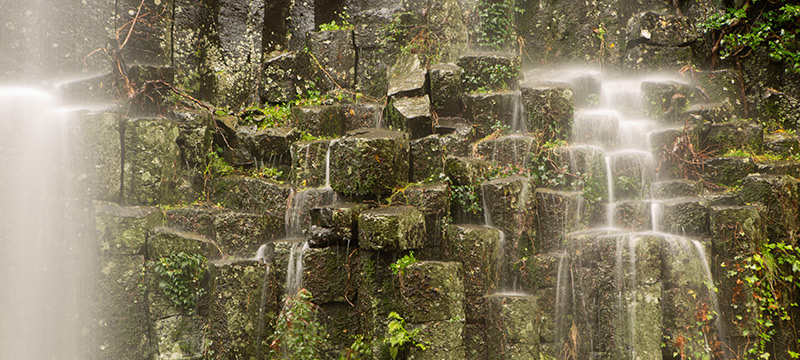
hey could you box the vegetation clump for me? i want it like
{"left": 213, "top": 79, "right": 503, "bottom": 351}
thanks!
{"left": 152, "top": 252, "right": 208, "bottom": 310}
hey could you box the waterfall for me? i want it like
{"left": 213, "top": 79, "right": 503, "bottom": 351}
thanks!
{"left": 0, "top": 87, "right": 94, "bottom": 359}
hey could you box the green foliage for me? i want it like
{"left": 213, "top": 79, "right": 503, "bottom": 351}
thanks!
{"left": 701, "top": 1, "right": 800, "bottom": 73}
{"left": 383, "top": 312, "right": 426, "bottom": 359}
{"left": 205, "top": 146, "right": 234, "bottom": 177}
{"left": 319, "top": 13, "right": 353, "bottom": 31}
{"left": 476, "top": 0, "right": 515, "bottom": 50}
{"left": 725, "top": 240, "right": 800, "bottom": 358}
{"left": 339, "top": 335, "right": 369, "bottom": 360}
{"left": 152, "top": 252, "right": 207, "bottom": 310}
{"left": 390, "top": 251, "right": 419, "bottom": 276}
{"left": 253, "top": 166, "right": 283, "bottom": 181}
{"left": 269, "top": 289, "right": 325, "bottom": 359}
{"left": 451, "top": 184, "right": 483, "bottom": 214}
{"left": 463, "top": 60, "right": 519, "bottom": 92}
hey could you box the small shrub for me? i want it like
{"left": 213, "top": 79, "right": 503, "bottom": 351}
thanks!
{"left": 152, "top": 252, "right": 207, "bottom": 310}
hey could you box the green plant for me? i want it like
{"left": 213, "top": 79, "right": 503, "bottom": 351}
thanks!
{"left": 319, "top": 13, "right": 353, "bottom": 32}
{"left": 701, "top": 1, "right": 800, "bottom": 73}
{"left": 475, "top": 0, "right": 515, "bottom": 50}
{"left": 254, "top": 166, "right": 283, "bottom": 181}
{"left": 451, "top": 184, "right": 483, "bottom": 215}
{"left": 152, "top": 252, "right": 207, "bottom": 310}
{"left": 391, "top": 251, "right": 419, "bottom": 276}
{"left": 383, "top": 312, "right": 426, "bottom": 359}
{"left": 205, "top": 146, "right": 234, "bottom": 177}
{"left": 269, "top": 289, "right": 325, "bottom": 359}
{"left": 339, "top": 335, "right": 369, "bottom": 360}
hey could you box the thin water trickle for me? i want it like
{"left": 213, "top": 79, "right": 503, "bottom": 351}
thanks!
{"left": 605, "top": 155, "right": 615, "bottom": 227}
{"left": 324, "top": 140, "right": 333, "bottom": 188}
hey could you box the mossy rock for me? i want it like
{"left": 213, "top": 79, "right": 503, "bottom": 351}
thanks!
{"left": 358, "top": 206, "right": 425, "bottom": 251}
{"left": 212, "top": 212, "right": 283, "bottom": 258}
{"left": 521, "top": 85, "right": 574, "bottom": 141}
{"left": 387, "top": 54, "right": 427, "bottom": 98}
{"left": 302, "top": 246, "right": 357, "bottom": 304}
{"left": 659, "top": 197, "right": 710, "bottom": 237}
{"left": 429, "top": 63, "right": 463, "bottom": 117}
{"left": 457, "top": 53, "right": 521, "bottom": 92}
{"left": 535, "top": 189, "right": 585, "bottom": 253}
{"left": 623, "top": 44, "right": 694, "bottom": 73}
{"left": 444, "top": 155, "right": 490, "bottom": 186}
{"left": 385, "top": 95, "right": 433, "bottom": 139}
{"left": 400, "top": 261, "right": 465, "bottom": 324}
{"left": 205, "top": 260, "right": 267, "bottom": 359}
{"left": 291, "top": 105, "right": 345, "bottom": 138}
{"left": 485, "top": 294, "right": 539, "bottom": 360}
{"left": 208, "top": 175, "right": 293, "bottom": 218}
{"left": 164, "top": 206, "right": 224, "bottom": 240}
{"left": 445, "top": 224, "right": 500, "bottom": 296}
{"left": 147, "top": 227, "right": 222, "bottom": 260}
{"left": 406, "top": 319, "right": 465, "bottom": 360}
{"left": 702, "top": 156, "right": 756, "bottom": 187}
{"left": 291, "top": 139, "right": 335, "bottom": 188}
{"left": 703, "top": 119, "right": 763, "bottom": 154}
{"left": 330, "top": 128, "right": 410, "bottom": 197}
{"left": 95, "top": 201, "right": 163, "bottom": 256}
{"left": 462, "top": 91, "right": 520, "bottom": 138}
{"left": 71, "top": 111, "right": 121, "bottom": 202}
{"left": 122, "top": 117, "right": 184, "bottom": 206}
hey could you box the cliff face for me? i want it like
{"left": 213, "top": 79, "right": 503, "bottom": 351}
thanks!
{"left": 3, "top": 0, "right": 799, "bottom": 359}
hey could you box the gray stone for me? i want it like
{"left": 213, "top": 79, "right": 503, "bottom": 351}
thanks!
{"left": 764, "top": 132, "right": 800, "bottom": 156}
{"left": 70, "top": 111, "right": 121, "bottom": 202}
{"left": 444, "top": 156, "right": 490, "bottom": 186}
{"left": 406, "top": 319, "right": 465, "bottom": 360}
{"left": 624, "top": 44, "right": 694, "bottom": 73}
{"left": 116, "top": 0, "right": 173, "bottom": 66}
{"left": 704, "top": 119, "right": 763, "bottom": 154}
{"left": 307, "top": 30, "right": 356, "bottom": 92}
{"left": 302, "top": 247, "right": 357, "bottom": 303}
{"left": 641, "top": 79, "right": 694, "bottom": 121}
{"left": 261, "top": 51, "right": 317, "bottom": 103}
{"left": 463, "top": 91, "right": 521, "bottom": 138}
{"left": 291, "top": 105, "right": 345, "bottom": 137}
{"left": 401, "top": 261, "right": 465, "bottom": 323}
{"left": 703, "top": 157, "right": 756, "bottom": 186}
{"left": 659, "top": 197, "right": 709, "bottom": 236}
{"left": 521, "top": 84, "right": 574, "bottom": 141}
{"left": 445, "top": 224, "right": 500, "bottom": 296}
{"left": 651, "top": 179, "right": 701, "bottom": 199}
{"left": 402, "top": 183, "right": 451, "bottom": 252}
{"left": 170, "top": 110, "right": 214, "bottom": 171}
{"left": 206, "top": 260, "right": 267, "bottom": 358}
{"left": 291, "top": 139, "right": 335, "bottom": 188}
{"left": 430, "top": 63, "right": 463, "bottom": 117}
{"left": 386, "top": 95, "right": 433, "bottom": 139}
{"left": 388, "top": 54, "right": 427, "bottom": 98}
{"left": 342, "top": 103, "right": 383, "bottom": 131}
{"left": 457, "top": 53, "right": 521, "bottom": 92}
{"left": 685, "top": 99, "right": 735, "bottom": 123}
{"left": 535, "top": 189, "right": 584, "bottom": 253}
{"left": 486, "top": 294, "right": 539, "bottom": 360}
{"left": 164, "top": 206, "right": 223, "bottom": 239}
{"left": 152, "top": 315, "right": 204, "bottom": 360}
{"left": 208, "top": 175, "right": 293, "bottom": 218}
{"left": 330, "top": 128, "right": 410, "bottom": 196}
{"left": 475, "top": 135, "right": 536, "bottom": 169}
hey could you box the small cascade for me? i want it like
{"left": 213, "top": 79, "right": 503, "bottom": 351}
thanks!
{"left": 545, "top": 72, "right": 727, "bottom": 359}
{"left": 284, "top": 241, "right": 309, "bottom": 295}
{"left": 324, "top": 140, "right": 334, "bottom": 188}
{"left": 510, "top": 91, "right": 527, "bottom": 133}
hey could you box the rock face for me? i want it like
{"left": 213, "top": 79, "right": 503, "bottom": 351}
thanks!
{"left": 20, "top": 0, "right": 800, "bottom": 358}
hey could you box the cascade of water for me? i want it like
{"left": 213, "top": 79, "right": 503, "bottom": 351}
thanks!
{"left": 510, "top": 91, "right": 527, "bottom": 133}
{"left": 0, "top": 87, "right": 93, "bottom": 359}
{"left": 324, "top": 141, "right": 334, "bottom": 188}
{"left": 605, "top": 155, "right": 616, "bottom": 227}
{"left": 285, "top": 241, "right": 309, "bottom": 295}
{"left": 691, "top": 239, "right": 727, "bottom": 348}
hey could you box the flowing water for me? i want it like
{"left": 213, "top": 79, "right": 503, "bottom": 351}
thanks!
{"left": 542, "top": 71, "right": 727, "bottom": 358}
{"left": 0, "top": 87, "right": 94, "bottom": 359}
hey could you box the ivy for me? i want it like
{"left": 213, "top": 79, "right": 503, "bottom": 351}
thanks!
{"left": 152, "top": 252, "right": 207, "bottom": 310}
{"left": 476, "top": 0, "right": 516, "bottom": 50}
{"left": 701, "top": 1, "right": 800, "bottom": 73}
{"left": 390, "top": 251, "right": 419, "bottom": 276}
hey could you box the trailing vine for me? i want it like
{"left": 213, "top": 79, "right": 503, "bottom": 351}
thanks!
{"left": 152, "top": 252, "right": 208, "bottom": 310}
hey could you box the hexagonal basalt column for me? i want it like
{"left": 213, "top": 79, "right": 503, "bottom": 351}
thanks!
{"left": 358, "top": 206, "right": 425, "bottom": 251}
{"left": 400, "top": 261, "right": 465, "bottom": 323}
{"left": 658, "top": 197, "right": 709, "bottom": 237}
{"left": 206, "top": 260, "right": 267, "bottom": 358}
{"left": 463, "top": 91, "right": 520, "bottom": 138}
{"left": 330, "top": 128, "right": 409, "bottom": 197}
{"left": 521, "top": 84, "right": 574, "bottom": 141}
{"left": 208, "top": 175, "right": 293, "bottom": 218}
{"left": 301, "top": 246, "right": 357, "bottom": 304}
{"left": 445, "top": 224, "right": 500, "bottom": 311}
{"left": 429, "top": 63, "right": 463, "bottom": 117}
{"left": 486, "top": 294, "right": 540, "bottom": 360}
{"left": 385, "top": 95, "right": 432, "bottom": 139}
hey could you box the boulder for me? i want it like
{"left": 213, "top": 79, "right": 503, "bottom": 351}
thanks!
{"left": 208, "top": 175, "right": 293, "bottom": 218}
{"left": 521, "top": 84, "right": 574, "bottom": 141}
{"left": 291, "top": 105, "right": 345, "bottom": 137}
{"left": 213, "top": 212, "right": 284, "bottom": 258}
{"left": 387, "top": 54, "right": 427, "bottom": 98}
{"left": 261, "top": 51, "right": 317, "bottom": 103}
{"left": 302, "top": 246, "right": 357, "bottom": 303}
{"left": 704, "top": 119, "right": 763, "bottom": 154}
{"left": 400, "top": 261, "right": 465, "bottom": 323}
{"left": 70, "top": 111, "right": 121, "bottom": 202}
{"left": 445, "top": 224, "right": 500, "bottom": 296}
{"left": 306, "top": 30, "right": 356, "bottom": 92}
{"left": 164, "top": 206, "right": 223, "bottom": 239}
{"left": 463, "top": 91, "right": 521, "bottom": 138}
{"left": 95, "top": 201, "right": 163, "bottom": 256}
